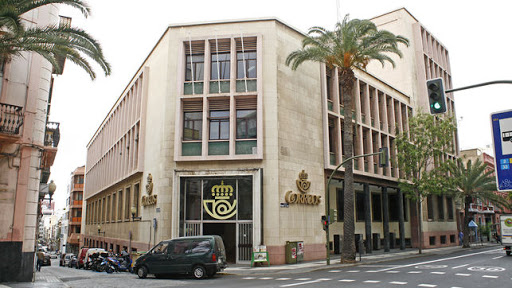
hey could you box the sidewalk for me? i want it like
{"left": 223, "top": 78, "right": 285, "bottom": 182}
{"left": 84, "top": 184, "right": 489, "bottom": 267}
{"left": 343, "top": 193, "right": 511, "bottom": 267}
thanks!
{"left": 1, "top": 242, "right": 500, "bottom": 287}
{"left": 221, "top": 242, "right": 500, "bottom": 276}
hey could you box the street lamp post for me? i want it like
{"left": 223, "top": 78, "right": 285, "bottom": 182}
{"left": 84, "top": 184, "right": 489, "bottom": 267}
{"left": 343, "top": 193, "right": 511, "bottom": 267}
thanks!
{"left": 97, "top": 225, "right": 105, "bottom": 249}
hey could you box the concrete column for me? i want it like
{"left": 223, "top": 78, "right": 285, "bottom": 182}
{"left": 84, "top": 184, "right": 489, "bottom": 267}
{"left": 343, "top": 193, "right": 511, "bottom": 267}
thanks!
{"left": 382, "top": 186, "right": 390, "bottom": 252}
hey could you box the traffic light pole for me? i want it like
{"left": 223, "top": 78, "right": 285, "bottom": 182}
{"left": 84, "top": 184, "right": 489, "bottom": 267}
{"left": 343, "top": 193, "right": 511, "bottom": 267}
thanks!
{"left": 325, "top": 150, "right": 386, "bottom": 265}
{"left": 445, "top": 80, "right": 512, "bottom": 94}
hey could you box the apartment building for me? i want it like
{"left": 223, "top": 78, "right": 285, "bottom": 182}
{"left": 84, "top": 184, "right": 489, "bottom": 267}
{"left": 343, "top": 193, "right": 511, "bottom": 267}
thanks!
{"left": 0, "top": 5, "right": 62, "bottom": 282}
{"left": 65, "top": 166, "right": 84, "bottom": 255}
{"left": 82, "top": 8, "right": 459, "bottom": 265}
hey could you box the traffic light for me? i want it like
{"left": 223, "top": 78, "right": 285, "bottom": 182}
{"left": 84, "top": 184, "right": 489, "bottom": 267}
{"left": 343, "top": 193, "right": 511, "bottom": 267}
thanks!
{"left": 379, "top": 147, "right": 389, "bottom": 167}
{"left": 427, "top": 78, "right": 447, "bottom": 114}
{"left": 321, "top": 215, "right": 328, "bottom": 231}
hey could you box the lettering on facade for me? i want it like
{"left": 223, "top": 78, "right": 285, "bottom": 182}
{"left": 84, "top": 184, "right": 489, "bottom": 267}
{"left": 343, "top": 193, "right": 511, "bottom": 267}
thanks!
{"left": 142, "top": 173, "right": 156, "bottom": 206}
{"left": 285, "top": 170, "right": 321, "bottom": 205}
{"left": 203, "top": 181, "right": 237, "bottom": 220}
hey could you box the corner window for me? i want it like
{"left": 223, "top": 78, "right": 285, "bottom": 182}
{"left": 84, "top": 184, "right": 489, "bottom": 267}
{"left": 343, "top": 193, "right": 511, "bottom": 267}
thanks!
{"left": 237, "top": 51, "right": 256, "bottom": 79}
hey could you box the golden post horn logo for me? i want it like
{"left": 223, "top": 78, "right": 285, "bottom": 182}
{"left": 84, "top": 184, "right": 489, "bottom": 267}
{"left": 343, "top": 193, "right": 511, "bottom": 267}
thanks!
{"left": 203, "top": 181, "right": 237, "bottom": 220}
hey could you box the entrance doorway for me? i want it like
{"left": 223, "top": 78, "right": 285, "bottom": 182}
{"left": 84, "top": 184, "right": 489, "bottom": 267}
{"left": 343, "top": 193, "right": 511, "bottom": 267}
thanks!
{"left": 203, "top": 223, "right": 236, "bottom": 263}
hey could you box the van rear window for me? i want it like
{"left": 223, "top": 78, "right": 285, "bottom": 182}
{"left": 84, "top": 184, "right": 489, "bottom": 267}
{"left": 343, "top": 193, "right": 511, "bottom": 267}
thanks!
{"left": 186, "top": 240, "right": 211, "bottom": 254}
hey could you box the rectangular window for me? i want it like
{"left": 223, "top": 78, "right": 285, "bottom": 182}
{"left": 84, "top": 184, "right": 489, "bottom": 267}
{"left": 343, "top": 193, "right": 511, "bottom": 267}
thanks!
{"left": 183, "top": 112, "right": 203, "bottom": 140}
{"left": 372, "top": 193, "right": 382, "bottom": 221}
{"left": 112, "top": 193, "right": 117, "bottom": 222}
{"left": 209, "top": 110, "right": 229, "bottom": 140}
{"left": 336, "top": 187, "right": 344, "bottom": 221}
{"left": 236, "top": 110, "right": 256, "bottom": 139}
{"left": 184, "top": 41, "right": 205, "bottom": 95}
{"left": 211, "top": 52, "right": 230, "bottom": 80}
{"left": 185, "top": 55, "right": 204, "bottom": 81}
{"left": 427, "top": 195, "right": 434, "bottom": 220}
{"left": 356, "top": 192, "right": 365, "bottom": 221}
{"left": 106, "top": 195, "right": 111, "bottom": 222}
{"left": 446, "top": 196, "right": 454, "bottom": 220}
{"left": 133, "top": 183, "right": 140, "bottom": 218}
{"left": 237, "top": 51, "right": 256, "bottom": 79}
{"left": 117, "top": 190, "right": 123, "bottom": 221}
{"left": 389, "top": 193, "right": 400, "bottom": 222}
{"left": 125, "top": 187, "right": 131, "bottom": 220}
{"left": 437, "top": 195, "right": 444, "bottom": 220}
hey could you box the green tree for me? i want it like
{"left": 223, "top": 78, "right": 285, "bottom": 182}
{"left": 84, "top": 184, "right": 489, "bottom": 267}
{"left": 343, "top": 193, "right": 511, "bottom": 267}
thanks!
{"left": 0, "top": 0, "right": 111, "bottom": 79}
{"left": 448, "top": 158, "right": 507, "bottom": 248}
{"left": 395, "top": 112, "right": 456, "bottom": 254}
{"left": 286, "top": 15, "right": 408, "bottom": 262}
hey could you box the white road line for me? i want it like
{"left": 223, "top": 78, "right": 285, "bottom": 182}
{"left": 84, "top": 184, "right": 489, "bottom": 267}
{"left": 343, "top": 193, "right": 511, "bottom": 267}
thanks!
{"left": 408, "top": 271, "right": 422, "bottom": 274}
{"left": 366, "top": 270, "right": 379, "bottom": 273}
{"left": 243, "top": 277, "right": 255, "bottom": 279}
{"left": 259, "top": 277, "right": 273, "bottom": 280}
{"left": 483, "top": 275, "right": 499, "bottom": 279}
{"left": 386, "top": 271, "right": 400, "bottom": 273}
{"left": 431, "top": 271, "right": 446, "bottom": 275}
{"left": 295, "top": 278, "right": 311, "bottom": 281}
{"left": 455, "top": 273, "right": 471, "bottom": 277}
{"left": 418, "top": 284, "right": 437, "bottom": 288}
{"left": 347, "top": 270, "right": 360, "bottom": 272}
{"left": 492, "top": 256, "right": 503, "bottom": 260}
{"left": 364, "top": 280, "right": 380, "bottom": 283}
{"left": 279, "top": 279, "right": 329, "bottom": 287}
{"left": 390, "top": 281, "right": 407, "bottom": 285}
{"left": 452, "top": 264, "right": 469, "bottom": 269}
{"left": 339, "top": 279, "right": 356, "bottom": 282}
{"left": 376, "top": 248, "right": 502, "bottom": 272}
{"left": 276, "top": 278, "right": 291, "bottom": 281}
{"left": 328, "top": 270, "right": 341, "bottom": 273}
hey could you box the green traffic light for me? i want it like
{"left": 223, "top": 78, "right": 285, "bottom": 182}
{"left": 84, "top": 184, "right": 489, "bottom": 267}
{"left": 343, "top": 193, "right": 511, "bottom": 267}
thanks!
{"left": 433, "top": 102, "right": 441, "bottom": 110}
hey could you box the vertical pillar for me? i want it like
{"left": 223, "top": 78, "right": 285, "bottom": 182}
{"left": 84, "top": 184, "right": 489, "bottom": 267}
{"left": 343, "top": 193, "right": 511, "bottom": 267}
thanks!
{"left": 382, "top": 186, "right": 390, "bottom": 252}
{"left": 398, "top": 188, "right": 406, "bottom": 250}
{"left": 364, "top": 183, "right": 372, "bottom": 253}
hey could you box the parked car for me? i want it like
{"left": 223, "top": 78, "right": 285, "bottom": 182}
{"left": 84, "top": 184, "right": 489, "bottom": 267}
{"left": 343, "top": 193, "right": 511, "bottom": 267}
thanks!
{"left": 59, "top": 253, "right": 73, "bottom": 267}
{"left": 42, "top": 252, "right": 51, "bottom": 266}
{"left": 134, "top": 235, "right": 227, "bottom": 279}
{"left": 49, "top": 252, "right": 58, "bottom": 259}
{"left": 68, "top": 255, "right": 78, "bottom": 268}
{"left": 77, "top": 248, "right": 89, "bottom": 269}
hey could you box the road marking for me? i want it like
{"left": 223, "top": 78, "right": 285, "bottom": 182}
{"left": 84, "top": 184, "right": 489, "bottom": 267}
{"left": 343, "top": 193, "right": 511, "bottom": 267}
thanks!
{"left": 431, "top": 271, "right": 446, "bottom": 275}
{"left": 339, "top": 279, "right": 356, "bottom": 282}
{"left": 279, "top": 279, "right": 330, "bottom": 287}
{"left": 418, "top": 284, "right": 437, "bottom": 288}
{"left": 364, "top": 280, "right": 380, "bottom": 283}
{"left": 259, "top": 277, "right": 273, "bottom": 280}
{"left": 408, "top": 271, "right": 422, "bottom": 274}
{"left": 243, "top": 277, "right": 255, "bottom": 279}
{"left": 468, "top": 266, "right": 505, "bottom": 272}
{"left": 376, "top": 248, "right": 502, "bottom": 272}
{"left": 347, "top": 270, "right": 360, "bottom": 273}
{"left": 483, "top": 275, "right": 499, "bottom": 279}
{"left": 366, "top": 270, "right": 379, "bottom": 273}
{"left": 328, "top": 270, "right": 341, "bottom": 273}
{"left": 492, "top": 256, "right": 503, "bottom": 260}
{"left": 452, "top": 264, "right": 469, "bottom": 269}
{"left": 386, "top": 271, "right": 400, "bottom": 273}
{"left": 295, "top": 278, "right": 311, "bottom": 281}
{"left": 276, "top": 278, "right": 291, "bottom": 281}
{"left": 390, "top": 281, "right": 407, "bottom": 285}
{"left": 455, "top": 273, "right": 471, "bottom": 277}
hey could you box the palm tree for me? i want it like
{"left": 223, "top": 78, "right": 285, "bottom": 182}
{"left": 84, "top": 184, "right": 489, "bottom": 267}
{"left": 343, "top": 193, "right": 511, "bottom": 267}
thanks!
{"left": 0, "top": 0, "right": 110, "bottom": 80}
{"left": 286, "top": 15, "right": 408, "bottom": 262}
{"left": 448, "top": 158, "right": 508, "bottom": 248}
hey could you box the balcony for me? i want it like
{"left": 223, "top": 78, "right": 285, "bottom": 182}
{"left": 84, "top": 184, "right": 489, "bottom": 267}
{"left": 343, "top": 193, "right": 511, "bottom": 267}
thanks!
{"left": 0, "top": 103, "right": 23, "bottom": 143}
{"left": 482, "top": 205, "right": 495, "bottom": 214}
{"left": 468, "top": 203, "right": 482, "bottom": 212}
{"left": 40, "top": 122, "right": 60, "bottom": 169}
{"left": 71, "top": 200, "right": 83, "bottom": 208}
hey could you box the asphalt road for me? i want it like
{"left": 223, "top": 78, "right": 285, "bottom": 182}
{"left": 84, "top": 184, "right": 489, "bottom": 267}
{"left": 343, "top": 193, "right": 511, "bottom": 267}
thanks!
{"left": 4, "top": 247, "right": 510, "bottom": 288}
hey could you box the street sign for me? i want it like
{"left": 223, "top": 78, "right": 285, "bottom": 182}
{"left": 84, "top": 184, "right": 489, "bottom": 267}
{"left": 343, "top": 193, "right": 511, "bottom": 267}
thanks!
{"left": 491, "top": 109, "right": 512, "bottom": 191}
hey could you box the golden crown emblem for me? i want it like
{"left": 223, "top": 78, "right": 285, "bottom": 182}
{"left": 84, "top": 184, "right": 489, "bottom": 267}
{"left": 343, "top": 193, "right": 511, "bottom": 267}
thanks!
{"left": 296, "top": 170, "right": 311, "bottom": 193}
{"left": 211, "top": 181, "right": 234, "bottom": 199}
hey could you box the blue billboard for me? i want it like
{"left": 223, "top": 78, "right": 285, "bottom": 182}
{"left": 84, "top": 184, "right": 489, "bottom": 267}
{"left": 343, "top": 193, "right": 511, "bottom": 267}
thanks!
{"left": 491, "top": 109, "right": 512, "bottom": 191}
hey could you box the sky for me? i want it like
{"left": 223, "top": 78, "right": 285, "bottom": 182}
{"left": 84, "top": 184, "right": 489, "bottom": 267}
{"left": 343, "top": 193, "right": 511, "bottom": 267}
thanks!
{"left": 48, "top": 0, "right": 512, "bottom": 210}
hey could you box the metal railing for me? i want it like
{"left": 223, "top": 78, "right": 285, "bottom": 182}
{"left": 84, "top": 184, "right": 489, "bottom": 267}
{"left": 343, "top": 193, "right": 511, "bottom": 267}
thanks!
{"left": 0, "top": 103, "right": 23, "bottom": 135}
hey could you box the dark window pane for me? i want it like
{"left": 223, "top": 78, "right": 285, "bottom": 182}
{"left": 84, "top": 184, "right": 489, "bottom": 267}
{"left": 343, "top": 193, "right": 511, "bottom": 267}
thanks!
{"left": 336, "top": 187, "right": 344, "bottom": 221}
{"left": 372, "top": 194, "right": 382, "bottom": 221}
{"left": 185, "top": 179, "right": 201, "bottom": 220}
{"left": 236, "top": 110, "right": 257, "bottom": 139}
{"left": 356, "top": 192, "right": 365, "bottom": 221}
{"left": 238, "top": 177, "right": 253, "bottom": 220}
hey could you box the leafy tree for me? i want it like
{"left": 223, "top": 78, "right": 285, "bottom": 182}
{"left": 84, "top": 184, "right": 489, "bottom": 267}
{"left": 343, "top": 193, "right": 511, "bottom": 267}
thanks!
{"left": 447, "top": 158, "right": 508, "bottom": 248}
{"left": 0, "top": 0, "right": 111, "bottom": 80}
{"left": 286, "top": 15, "right": 408, "bottom": 262}
{"left": 395, "top": 112, "right": 456, "bottom": 254}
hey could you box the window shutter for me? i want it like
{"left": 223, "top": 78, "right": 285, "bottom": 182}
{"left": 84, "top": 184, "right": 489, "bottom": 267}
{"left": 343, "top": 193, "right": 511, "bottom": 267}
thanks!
{"left": 183, "top": 99, "right": 203, "bottom": 112}
{"left": 236, "top": 37, "right": 257, "bottom": 51}
{"left": 236, "top": 96, "right": 257, "bottom": 110}
{"left": 209, "top": 39, "right": 231, "bottom": 53}
{"left": 209, "top": 98, "right": 230, "bottom": 111}
{"left": 185, "top": 41, "right": 205, "bottom": 55}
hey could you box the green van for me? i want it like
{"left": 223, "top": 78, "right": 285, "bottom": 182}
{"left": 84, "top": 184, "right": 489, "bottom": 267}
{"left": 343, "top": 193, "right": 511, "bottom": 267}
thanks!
{"left": 134, "top": 235, "right": 227, "bottom": 279}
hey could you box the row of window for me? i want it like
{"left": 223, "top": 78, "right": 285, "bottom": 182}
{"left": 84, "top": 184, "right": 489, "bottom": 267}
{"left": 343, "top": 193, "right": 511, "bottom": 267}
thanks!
{"left": 184, "top": 37, "right": 257, "bottom": 95}
{"left": 181, "top": 96, "right": 257, "bottom": 156}
{"left": 86, "top": 183, "right": 140, "bottom": 225}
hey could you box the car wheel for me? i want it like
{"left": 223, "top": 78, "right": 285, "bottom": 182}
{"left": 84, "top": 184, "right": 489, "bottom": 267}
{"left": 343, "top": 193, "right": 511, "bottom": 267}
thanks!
{"left": 137, "top": 266, "right": 148, "bottom": 279}
{"left": 192, "top": 265, "right": 206, "bottom": 279}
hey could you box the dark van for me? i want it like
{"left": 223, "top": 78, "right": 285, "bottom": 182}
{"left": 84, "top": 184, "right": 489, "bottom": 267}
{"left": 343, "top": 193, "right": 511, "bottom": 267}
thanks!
{"left": 134, "top": 235, "right": 227, "bottom": 279}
